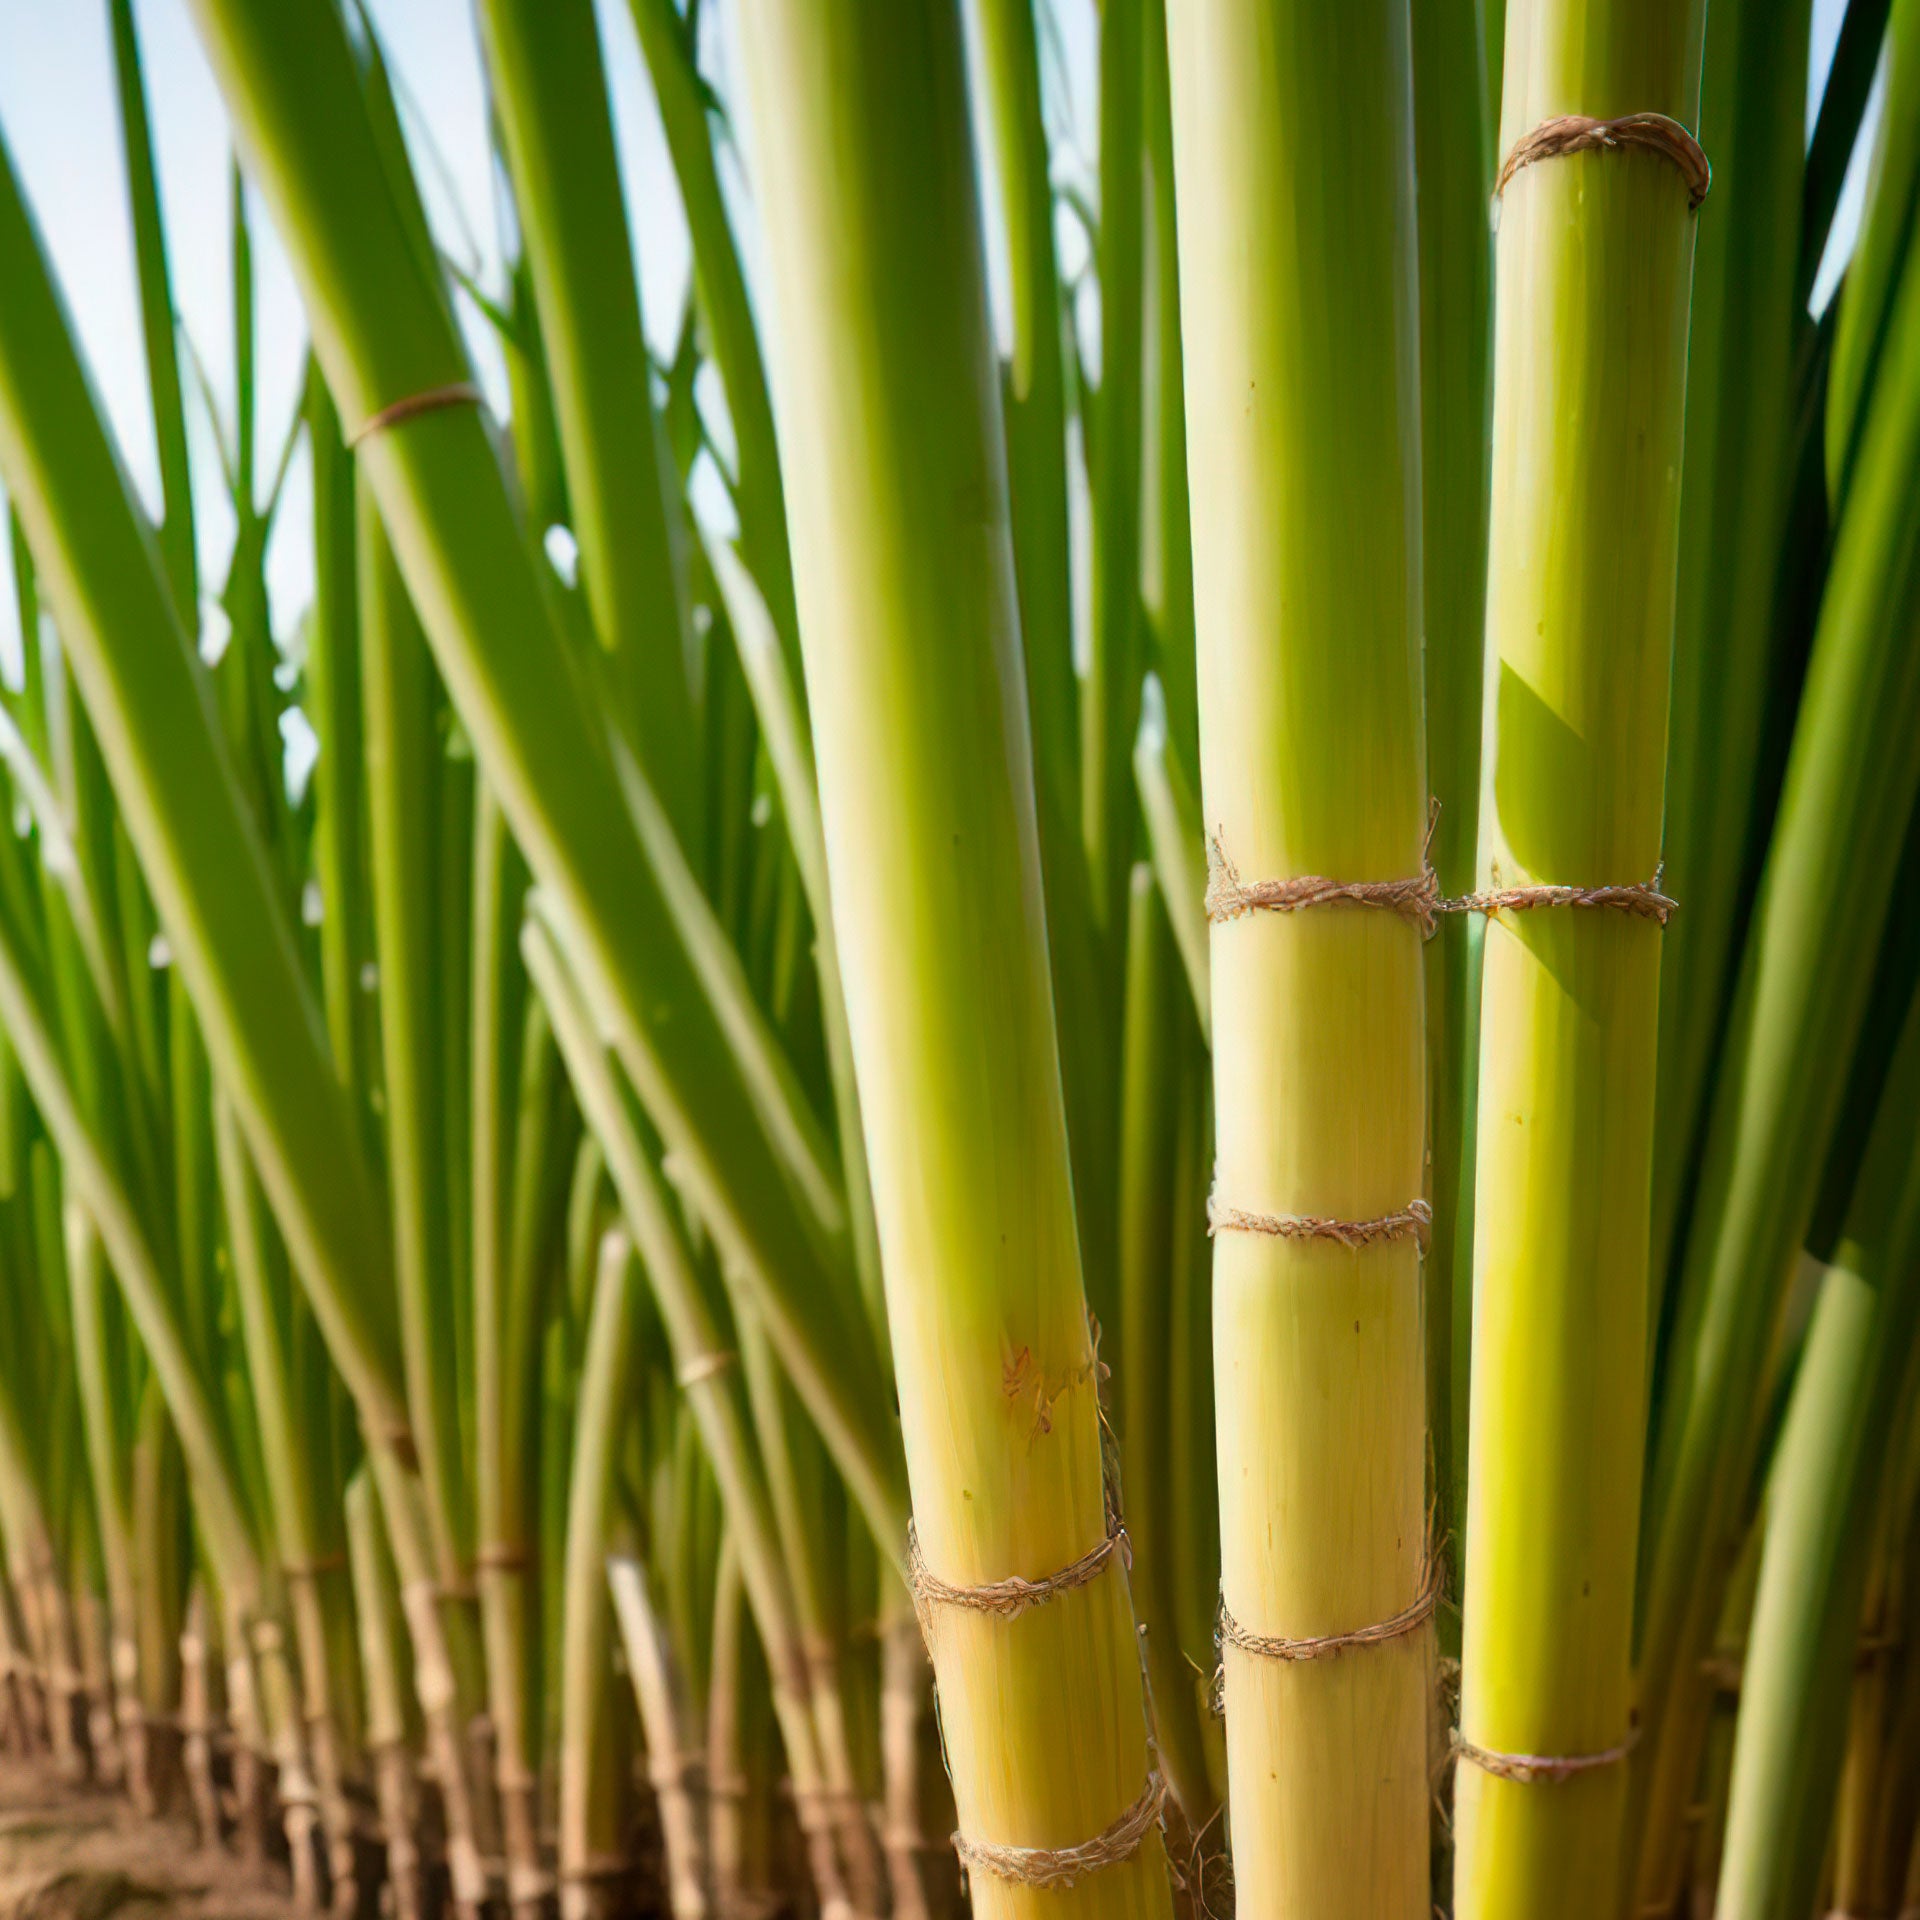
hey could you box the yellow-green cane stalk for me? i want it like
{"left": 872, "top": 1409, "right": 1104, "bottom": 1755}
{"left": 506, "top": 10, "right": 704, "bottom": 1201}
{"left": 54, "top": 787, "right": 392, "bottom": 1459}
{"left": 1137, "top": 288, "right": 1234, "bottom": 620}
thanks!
{"left": 213, "top": 1096, "right": 369, "bottom": 1906}
{"left": 1163, "top": 2, "right": 1431, "bottom": 1910}
{"left": 735, "top": 9, "right": 1166, "bottom": 1914}
{"left": 361, "top": 489, "right": 471, "bottom": 1598}
{"left": 0, "top": 1382, "right": 83, "bottom": 1775}
{"left": 470, "top": 786, "right": 568, "bottom": 1919}
{"left": 0, "top": 889, "right": 256, "bottom": 1609}
{"left": 129, "top": 1387, "right": 188, "bottom": 1811}
{"left": 1454, "top": 5, "right": 1706, "bottom": 1915}
{"left": 559, "top": 1225, "right": 644, "bottom": 1920}
{"left": 736, "top": 1311, "right": 889, "bottom": 1916}
{"left": 60, "top": 1200, "right": 139, "bottom": 1779}
{"left": 303, "top": 373, "right": 378, "bottom": 1127}
{"left": 704, "top": 539, "right": 885, "bottom": 1347}
{"left": 105, "top": 0, "right": 195, "bottom": 625}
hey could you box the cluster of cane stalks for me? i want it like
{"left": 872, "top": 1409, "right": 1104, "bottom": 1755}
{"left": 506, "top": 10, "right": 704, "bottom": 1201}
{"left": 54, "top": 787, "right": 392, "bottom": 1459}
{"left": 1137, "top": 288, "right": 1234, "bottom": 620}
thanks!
{"left": 0, "top": 2, "right": 1917, "bottom": 1919}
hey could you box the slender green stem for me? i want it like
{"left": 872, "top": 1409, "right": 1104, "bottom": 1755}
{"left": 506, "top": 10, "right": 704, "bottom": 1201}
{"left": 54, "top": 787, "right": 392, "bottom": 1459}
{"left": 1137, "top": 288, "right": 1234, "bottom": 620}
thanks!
{"left": 476, "top": 0, "right": 700, "bottom": 845}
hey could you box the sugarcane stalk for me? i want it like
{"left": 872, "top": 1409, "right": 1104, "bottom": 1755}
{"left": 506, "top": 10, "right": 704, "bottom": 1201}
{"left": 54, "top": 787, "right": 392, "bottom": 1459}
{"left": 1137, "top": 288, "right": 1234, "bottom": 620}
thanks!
{"left": 361, "top": 489, "right": 471, "bottom": 1597}
{"left": 130, "top": 1383, "right": 187, "bottom": 1816}
{"left": 487, "top": 993, "right": 574, "bottom": 1918}
{"left": 525, "top": 915, "right": 860, "bottom": 1919}
{"left": 1411, "top": 0, "right": 1493, "bottom": 1596}
{"left": 1454, "top": 5, "right": 1707, "bottom": 1914}
{"left": 470, "top": 781, "right": 546, "bottom": 1917}
{"left": 475, "top": 0, "right": 699, "bottom": 845}
{"left": 0, "top": 1380, "right": 83, "bottom": 1777}
{"left": 1649, "top": 0, "right": 1816, "bottom": 1292}
{"left": 704, "top": 541, "right": 885, "bottom": 1347}
{"left": 105, "top": 0, "right": 196, "bottom": 624}
{"left": 735, "top": 1310, "right": 886, "bottom": 1916}
{"left": 214, "top": 1095, "right": 368, "bottom": 1912}
{"left": 609, "top": 1550, "right": 711, "bottom": 1920}
{"left": 346, "top": 1468, "right": 424, "bottom": 1920}
{"left": 558, "top": 1227, "right": 644, "bottom": 1920}
{"left": 735, "top": 9, "right": 1169, "bottom": 1916}
{"left": 971, "top": 0, "right": 1077, "bottom": 809}
{"left": 1163, "top": 2, "right": 1431, "bottom": 1910}
{"left": 1115, "top": 864, "right": 1212, "bottom": 1833}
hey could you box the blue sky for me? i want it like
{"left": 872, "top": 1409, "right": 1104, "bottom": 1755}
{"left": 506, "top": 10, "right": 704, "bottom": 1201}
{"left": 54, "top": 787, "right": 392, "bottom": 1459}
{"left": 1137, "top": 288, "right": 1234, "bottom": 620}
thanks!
{"left": 0, "top": 0, "right": 1864, "bottom": 684}
{"left": 0, "top": 0, "right": 708, "bottom": 663}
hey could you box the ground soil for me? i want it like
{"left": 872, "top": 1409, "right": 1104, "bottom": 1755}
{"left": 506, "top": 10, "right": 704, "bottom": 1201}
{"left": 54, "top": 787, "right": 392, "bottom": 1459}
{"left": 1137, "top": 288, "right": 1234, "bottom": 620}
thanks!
{"left": 0, "top": 1757, "right": 299, "bottom": 1920}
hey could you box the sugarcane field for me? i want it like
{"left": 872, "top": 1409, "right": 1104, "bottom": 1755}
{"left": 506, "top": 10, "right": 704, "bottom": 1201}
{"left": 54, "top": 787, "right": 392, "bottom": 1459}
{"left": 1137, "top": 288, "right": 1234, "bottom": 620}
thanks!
{"left": 0, "top": 0, "right": 1914, "bottom": 1916}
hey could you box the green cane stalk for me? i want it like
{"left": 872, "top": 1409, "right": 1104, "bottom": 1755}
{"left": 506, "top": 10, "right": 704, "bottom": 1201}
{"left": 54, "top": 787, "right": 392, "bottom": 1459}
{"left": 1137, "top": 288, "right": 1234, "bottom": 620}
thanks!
{"left": 1164, "top": 2, "right": 1432, "bottom": 1909}
{"left": 1455, "top": 5, "right": 1707, "bottom": 1914}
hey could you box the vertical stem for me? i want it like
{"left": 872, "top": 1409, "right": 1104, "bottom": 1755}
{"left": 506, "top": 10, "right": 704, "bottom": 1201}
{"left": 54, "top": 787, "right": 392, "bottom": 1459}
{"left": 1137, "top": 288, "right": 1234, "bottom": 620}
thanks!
{"left": 970, "top": 0, "right": 1113, "bottom": 1337}
{"left": 346, "top": 1468, "right": 424, "bottom": 1920}
{"left": 737, "top": 9, "right": 1169, "bottom": 1915}
{"left": 1649, "top": 0, "right": 1816, "bottom": 1295}
{"left": 360, "top": 485, "right": 470, "bottom": 1594}
{"left": 1456, "top": 6, "right": 1705, "bottom": 1916}
{"left": 1164, "top": 2, "right": 1430, "bottom": 1911}
{"left": 558, "top": 1228, "right": 642, "bottom": 1920}
{"left": 1115, "top": 865, "right": 1213, "bottom": 1832}
{"left": 609, "top": 1553, "right": 711, "bottom": 1920}
{"left": 1410, "top": 0, "right": 1493, "bottom": 1600}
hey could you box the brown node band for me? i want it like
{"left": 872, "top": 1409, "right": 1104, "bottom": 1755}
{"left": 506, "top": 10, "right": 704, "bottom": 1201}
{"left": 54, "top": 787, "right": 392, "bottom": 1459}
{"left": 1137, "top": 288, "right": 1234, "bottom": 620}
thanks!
{"left": 1442, "top": 875, "right": 1676, "bottom": 926}
{"left": 907, "top": 1486, "right": 1129, "bottom": 1627}
{"left": 676, "top": 1348, "right": 739, "bottom": 1389}
{"left": 954, "top": 1771, "right": 1165, "bottom": 1891}
{"left": 1218, "top": 1555, "right": 1442, "bottom": 1667}
{"left": 1208, "top": 1191, "right": 1432, "bottom": 1252}
{"left": 1495, "top": 113, "right": 1711, "bottom": 210}
{"left": 346, "top": 381, "right": 486, "bottom": 449}
{"left": 1452, "top": 1723, "right": 1638, "bottom": 1784}
{"left": 1204, "top": 805, "right": 1678, "bottom": 936}
{"left": 1206, "top": 833, "right": 1438, "bottom": 936}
